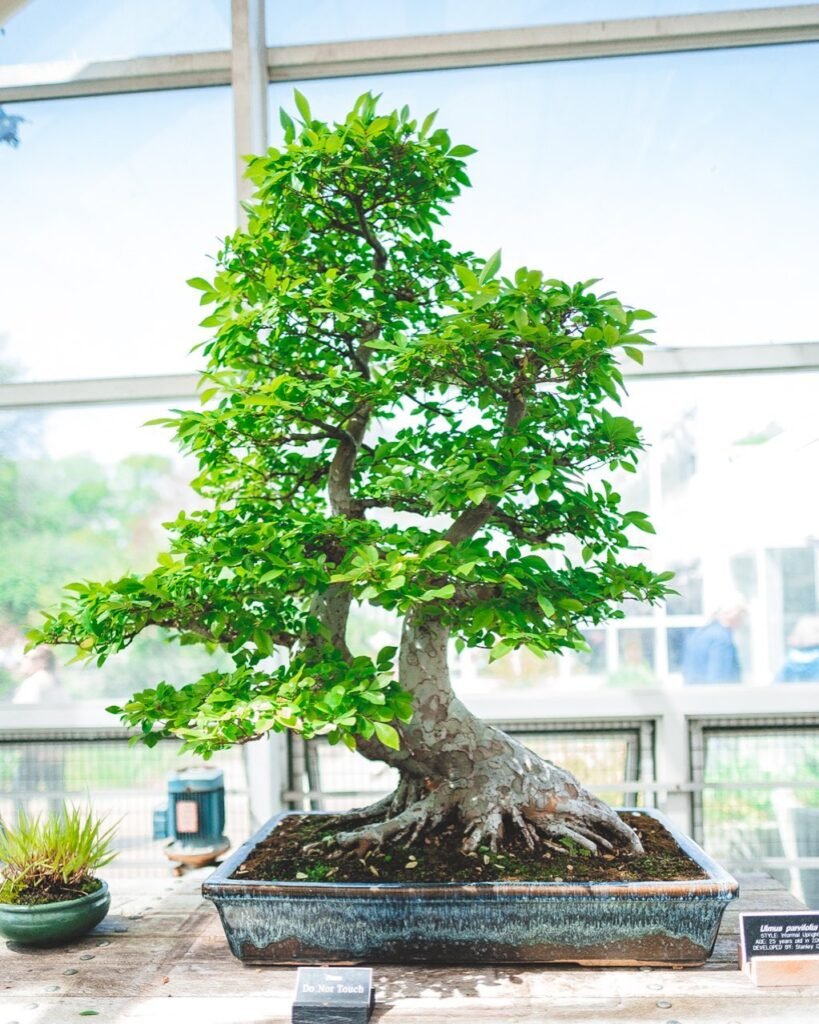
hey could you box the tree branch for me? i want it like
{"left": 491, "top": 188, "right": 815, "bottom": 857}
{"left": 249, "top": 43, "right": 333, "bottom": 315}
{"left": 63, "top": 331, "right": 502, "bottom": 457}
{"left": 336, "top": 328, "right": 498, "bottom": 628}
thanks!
{"left": 444, "top": 391, "right": 528, "bottom": 545}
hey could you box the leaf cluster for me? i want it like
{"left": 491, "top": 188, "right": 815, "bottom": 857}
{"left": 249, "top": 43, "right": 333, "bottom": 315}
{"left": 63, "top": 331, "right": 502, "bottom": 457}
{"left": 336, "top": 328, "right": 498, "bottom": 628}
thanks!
{"left": 31, "top": 92, "right": 672, "bottom": 757}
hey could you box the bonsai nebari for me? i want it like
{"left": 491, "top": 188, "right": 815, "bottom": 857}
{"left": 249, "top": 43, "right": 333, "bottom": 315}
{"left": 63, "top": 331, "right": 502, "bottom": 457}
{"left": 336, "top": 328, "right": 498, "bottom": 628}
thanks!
{"left": 33, "top": 93, "right": 671, "bottom": 860}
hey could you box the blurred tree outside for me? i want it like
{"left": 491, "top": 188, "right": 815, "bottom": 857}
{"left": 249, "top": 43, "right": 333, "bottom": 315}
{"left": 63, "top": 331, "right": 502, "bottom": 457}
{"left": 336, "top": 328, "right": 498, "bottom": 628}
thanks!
{"left": 0, "top": 385, "right": 231, "bottom": 701}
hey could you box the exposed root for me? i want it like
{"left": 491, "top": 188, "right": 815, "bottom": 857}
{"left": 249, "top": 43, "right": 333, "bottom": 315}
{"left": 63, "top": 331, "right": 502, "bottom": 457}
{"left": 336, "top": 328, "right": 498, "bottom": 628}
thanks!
{"left": 332, "top": 788, "right": 451, "bottom": 854}
{"left": 306, "top": 754, "right": 644, "bottom": 862}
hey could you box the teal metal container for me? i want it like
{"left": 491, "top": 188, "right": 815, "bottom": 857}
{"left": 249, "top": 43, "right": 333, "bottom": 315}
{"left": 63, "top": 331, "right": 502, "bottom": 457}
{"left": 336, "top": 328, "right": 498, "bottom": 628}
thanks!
{"left": 155, "top": 767, "right": 227, "bottom": 846}
{"left": 0, "top": 880, "right": 110, "bottom": 947}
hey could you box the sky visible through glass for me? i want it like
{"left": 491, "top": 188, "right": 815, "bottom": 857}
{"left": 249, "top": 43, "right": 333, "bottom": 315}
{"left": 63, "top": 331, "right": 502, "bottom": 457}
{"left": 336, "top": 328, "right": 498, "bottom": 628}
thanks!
{"left": 1, "top": 3, "right": 817, "bottom": 693}
{"left": 1, "top": 0, "right": 230, "bottom": 63}
{"left": 0, "top": 86, "right": 234, "bottom": 382}
{"left": 271, "top": 43, "right": 818, "bottom": 353}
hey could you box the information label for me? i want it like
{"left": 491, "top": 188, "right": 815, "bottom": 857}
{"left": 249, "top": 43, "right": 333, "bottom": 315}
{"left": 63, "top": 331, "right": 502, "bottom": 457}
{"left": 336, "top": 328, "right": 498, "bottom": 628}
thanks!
{"left": 741, "top": 912, "right": 819, "bottom": 960}
{"left": 292, "top": 967, "right": 374, "bottom": 1023}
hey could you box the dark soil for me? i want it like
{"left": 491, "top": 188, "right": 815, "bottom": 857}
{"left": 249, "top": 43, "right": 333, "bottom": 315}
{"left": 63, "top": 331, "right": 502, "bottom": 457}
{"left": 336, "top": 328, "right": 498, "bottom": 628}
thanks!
{"left": 0, "top": 876, "right": 102, "bottom": 906}
{"left": 234, "top": 811, "right": 707, "bottom": 885}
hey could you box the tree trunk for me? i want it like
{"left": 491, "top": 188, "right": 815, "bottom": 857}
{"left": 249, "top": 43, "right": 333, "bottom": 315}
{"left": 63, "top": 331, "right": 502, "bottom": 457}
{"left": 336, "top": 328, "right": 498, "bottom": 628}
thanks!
{"left": 329, "top": 610, "right": 644, "bottom": 858}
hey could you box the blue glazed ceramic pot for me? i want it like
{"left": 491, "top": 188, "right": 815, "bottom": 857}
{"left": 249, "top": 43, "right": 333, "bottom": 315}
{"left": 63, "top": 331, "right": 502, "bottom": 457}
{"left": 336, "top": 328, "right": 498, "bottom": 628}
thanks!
{"left": 203, "top": 810, "right": 738, "bottom": 966}
{"left": 0, "top": 880, "right": 110, "bottom": 947}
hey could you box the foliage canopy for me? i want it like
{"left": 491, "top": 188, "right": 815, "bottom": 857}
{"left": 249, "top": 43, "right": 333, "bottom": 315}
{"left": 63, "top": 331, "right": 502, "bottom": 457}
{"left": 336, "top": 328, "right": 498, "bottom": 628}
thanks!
{"left": 33, "top": 92, "right": 670, "bottom": 759}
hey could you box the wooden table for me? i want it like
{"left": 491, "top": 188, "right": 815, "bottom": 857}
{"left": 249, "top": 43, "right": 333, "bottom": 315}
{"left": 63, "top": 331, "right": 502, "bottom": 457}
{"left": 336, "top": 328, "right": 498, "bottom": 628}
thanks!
{"left": 1, "top": 870, "right": 816, "bottom": 1022}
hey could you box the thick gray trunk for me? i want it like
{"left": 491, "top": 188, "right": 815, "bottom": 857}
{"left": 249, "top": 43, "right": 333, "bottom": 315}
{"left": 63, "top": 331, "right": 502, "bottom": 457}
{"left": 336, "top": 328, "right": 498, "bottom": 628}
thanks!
{"left": 333, "top": 609, "right": 644, "bottom": 858}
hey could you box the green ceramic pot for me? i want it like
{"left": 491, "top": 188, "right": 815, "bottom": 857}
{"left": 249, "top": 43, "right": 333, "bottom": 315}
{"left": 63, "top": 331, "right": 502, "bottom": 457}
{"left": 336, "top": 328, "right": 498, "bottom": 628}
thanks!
{"left": 0, "top": 880, "right": 110, "bottom": 947}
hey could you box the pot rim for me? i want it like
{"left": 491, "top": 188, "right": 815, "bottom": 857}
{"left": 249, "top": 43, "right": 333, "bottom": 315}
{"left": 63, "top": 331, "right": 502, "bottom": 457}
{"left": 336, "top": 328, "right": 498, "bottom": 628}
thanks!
{"left": 0, "top": 878, "right": 109, "bottom": 914}
{"left": 203, "top": 808, "right": 739, "bottom": 901}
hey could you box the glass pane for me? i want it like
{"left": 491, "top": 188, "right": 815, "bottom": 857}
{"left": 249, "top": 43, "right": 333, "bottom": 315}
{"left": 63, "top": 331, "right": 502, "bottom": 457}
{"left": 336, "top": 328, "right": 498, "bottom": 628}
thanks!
{"left": 0, "top": 88, "right": 234, "bottom": 381}
{"left": 665, "top": 560, "right": 703, "bottom": 616}
{"left": 702, "top": 728, "right": 819, "bottom": 907}
{"left": 614, "top": 629, "right": 656, "bottom": 687}
{"left": 271, "top": 42, "right": 819, "bottom": 348}
{"left": 266, "top": 1, "right": 799, "bottom": 45}
{"left": 627, "top": 371, "right": 819, "bottom": 684}
{"left": 1, "top": 0, "right": 230, "bottom": 64}
{"left": 0, "top": 403, "right": 233, "bottom": 706}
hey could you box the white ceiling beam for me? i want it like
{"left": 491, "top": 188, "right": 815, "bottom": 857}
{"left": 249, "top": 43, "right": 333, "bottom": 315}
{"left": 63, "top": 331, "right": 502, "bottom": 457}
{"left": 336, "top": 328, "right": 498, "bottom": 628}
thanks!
{"left": 0, "top": 51, "right": 232, "bottom": 102}
{"left": 0, "top": 374, "right": 198, "bottom": 409}
{"left": 268, "top": 4, "right": 819, "bottom": 81}
{"left": 626, "top": 341, "right": 819, "bottom": 379}
{"left": 2, "top": 7, "right": 819, "bottom": 102}
{"left": 0, "top": 343, "right": 817, "bottom": 409}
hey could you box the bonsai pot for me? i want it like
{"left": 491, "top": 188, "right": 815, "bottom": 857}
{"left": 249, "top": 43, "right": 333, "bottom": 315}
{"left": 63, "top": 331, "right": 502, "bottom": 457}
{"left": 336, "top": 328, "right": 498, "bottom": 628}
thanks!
{"left": 203, "top": 809, "right": 739, "bottom": 966}
{"left": 0, "top": 880, "right": 110, "bottom": 947}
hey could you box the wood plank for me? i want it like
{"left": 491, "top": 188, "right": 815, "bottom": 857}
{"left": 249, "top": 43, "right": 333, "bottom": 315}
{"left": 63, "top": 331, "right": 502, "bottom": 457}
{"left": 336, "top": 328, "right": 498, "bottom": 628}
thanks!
{"left": 2, "top": 994, "right": 819, "bottom": 1024}
{"left": 4, "top": 871, "right": 819, "bottom": 1023}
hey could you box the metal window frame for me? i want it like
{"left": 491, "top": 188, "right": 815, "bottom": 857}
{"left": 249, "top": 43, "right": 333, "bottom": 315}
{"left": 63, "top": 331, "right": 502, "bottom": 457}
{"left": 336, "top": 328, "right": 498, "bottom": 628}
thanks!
{"left": 2, "top": 6, "right": 819, "bottom": 101}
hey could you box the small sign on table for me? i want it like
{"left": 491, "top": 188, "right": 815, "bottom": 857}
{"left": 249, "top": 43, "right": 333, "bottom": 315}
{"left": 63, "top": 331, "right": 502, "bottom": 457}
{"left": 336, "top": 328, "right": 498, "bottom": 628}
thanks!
{"left": 740, "top": 911, "right": 819, "bottom": 986}
{"left": 292, "top": 967, "right": 374, "bottom": 1023}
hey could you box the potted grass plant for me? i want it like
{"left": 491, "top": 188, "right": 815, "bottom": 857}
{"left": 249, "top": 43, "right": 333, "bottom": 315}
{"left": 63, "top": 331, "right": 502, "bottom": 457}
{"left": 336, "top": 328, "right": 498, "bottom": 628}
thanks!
{"left": 31, "top": 92, "right": 737, "bottom": 965}
{"left": 0, "top": 805, "right": 117, "bottom": 946}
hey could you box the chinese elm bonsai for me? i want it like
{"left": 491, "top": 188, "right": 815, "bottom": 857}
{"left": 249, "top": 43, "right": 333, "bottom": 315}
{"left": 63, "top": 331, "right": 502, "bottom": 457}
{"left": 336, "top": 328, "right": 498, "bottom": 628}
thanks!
{"left": 32, "top": 92, "right": 671, "bottom": 863}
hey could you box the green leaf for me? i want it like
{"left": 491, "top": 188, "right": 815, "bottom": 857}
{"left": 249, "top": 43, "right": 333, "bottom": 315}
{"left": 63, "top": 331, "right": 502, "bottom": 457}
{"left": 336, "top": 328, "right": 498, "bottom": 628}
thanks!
{"left": 418, "top": 584, "right": 455, "bottom": 602}
{"left": 373, "top": 721, "right": 401, "bottom": 750}
{"left": 455, "top": 264, "right": 480, "bottom": 290}
{"left": 187, "top": 277, "right": 212, "bottom": 292}
{"left": 623, "top": 346, "right": 644, "bottom": 365}
{"left": 473, "top": 606, "right": 495, "bottom": 630}
{"left": 293, "top": 89, "right": 312, "bottom": 122}
{"left": 279, "top": 106, "right": 296, "bottom": 141}
{"left": 479, "top": 249, "right": 502, "bottom": 284}
{"left": 420, "top": 109, "right": 438, "bottom": 137}
{"left": 489, "top": 641, "right": 514, "bottom": 663}
{"left": 253, "top": 629, "right": 274, "bottom": 656}
{"left": 449, "top": 144, "right": 477, "bottom": 157}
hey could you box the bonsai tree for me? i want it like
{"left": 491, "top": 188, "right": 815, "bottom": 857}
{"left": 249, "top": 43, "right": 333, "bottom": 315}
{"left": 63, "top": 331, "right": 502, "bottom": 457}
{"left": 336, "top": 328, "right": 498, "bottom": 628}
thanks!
{"left": 32, "top": 93, "right": 671, "bottom": 859}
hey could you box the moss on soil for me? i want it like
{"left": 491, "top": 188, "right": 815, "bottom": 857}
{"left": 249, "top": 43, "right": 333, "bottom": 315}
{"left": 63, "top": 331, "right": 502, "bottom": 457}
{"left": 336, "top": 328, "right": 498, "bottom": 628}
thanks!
{"left": 234, "top": 811, "right": 707, "bottom": 885}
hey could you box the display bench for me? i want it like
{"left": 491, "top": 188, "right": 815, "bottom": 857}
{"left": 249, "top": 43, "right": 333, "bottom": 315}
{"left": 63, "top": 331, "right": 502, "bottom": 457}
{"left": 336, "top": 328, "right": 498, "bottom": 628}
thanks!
{"left": 1, "top": 869, "right": 816, "bottom": 1023}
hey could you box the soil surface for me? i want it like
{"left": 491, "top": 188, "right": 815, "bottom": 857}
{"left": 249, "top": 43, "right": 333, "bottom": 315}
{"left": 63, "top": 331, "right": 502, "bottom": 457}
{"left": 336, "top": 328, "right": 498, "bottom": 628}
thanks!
{"left": 0, "top": 875, "right": 102, "bottom": 906}
{"left": 234, "top": 811, "right": 707, "bottom": 885}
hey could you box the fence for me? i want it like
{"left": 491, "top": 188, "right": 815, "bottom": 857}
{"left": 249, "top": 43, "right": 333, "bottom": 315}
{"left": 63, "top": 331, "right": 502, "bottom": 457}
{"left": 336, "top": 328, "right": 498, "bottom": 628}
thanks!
{"left": 3, "top": 693, "right": 819, "bottom": 906}
{"left": 0, "top": 724, "right": 252, "bottom": 878}
{"left": 285, "top": 719, "right": 655, "bottom": 813}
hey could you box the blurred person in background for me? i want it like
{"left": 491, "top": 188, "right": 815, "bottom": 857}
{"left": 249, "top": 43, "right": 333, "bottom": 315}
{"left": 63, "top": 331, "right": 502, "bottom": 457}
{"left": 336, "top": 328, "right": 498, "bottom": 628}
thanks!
{"left": 11, "top": 646, "right": 67, "bottom": 816}
{"left": 682, "top": 604, "right": 745, "bottom": 684}
{"left": 775, "top": 616, "right": 819, "bottom": 683}
{"left": 11, "top": 646, "right": 67, "bottom": 704}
